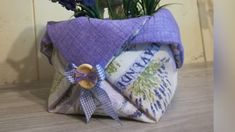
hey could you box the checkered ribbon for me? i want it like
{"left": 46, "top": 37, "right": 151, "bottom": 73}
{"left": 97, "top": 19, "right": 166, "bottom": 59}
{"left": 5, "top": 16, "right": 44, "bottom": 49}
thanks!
{"left": 65, "top": 64, "right": 120, "bottom": 123}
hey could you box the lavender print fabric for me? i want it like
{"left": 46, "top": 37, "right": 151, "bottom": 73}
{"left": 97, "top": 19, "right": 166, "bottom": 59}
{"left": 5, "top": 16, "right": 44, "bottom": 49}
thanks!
{"left": 41, "top": 8, "right": 183, "bottom": 123}
{"left": 49, "top": 44, "right": 177, "bottom": 123}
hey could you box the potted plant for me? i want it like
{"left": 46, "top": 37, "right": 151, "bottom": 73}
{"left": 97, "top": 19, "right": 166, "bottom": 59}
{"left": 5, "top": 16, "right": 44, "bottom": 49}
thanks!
{"left": 41, "top": 0, "right": 184, "bottom": 123}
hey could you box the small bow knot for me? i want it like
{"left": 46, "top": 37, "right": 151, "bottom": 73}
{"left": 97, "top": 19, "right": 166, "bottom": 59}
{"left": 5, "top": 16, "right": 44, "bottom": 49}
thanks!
{"left": 64, "top": 63, "right": 120, "bottom": 123}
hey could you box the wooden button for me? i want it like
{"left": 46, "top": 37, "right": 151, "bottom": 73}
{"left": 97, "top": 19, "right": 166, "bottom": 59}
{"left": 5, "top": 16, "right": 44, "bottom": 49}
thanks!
{"left": 76, "top": 64, "right": 97, "bottom": 89}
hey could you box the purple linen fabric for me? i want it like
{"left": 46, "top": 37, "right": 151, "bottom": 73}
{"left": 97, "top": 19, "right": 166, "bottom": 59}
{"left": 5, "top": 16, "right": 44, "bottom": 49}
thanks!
{"left": 41, "top": 8, "right": 184, "bottom": 68}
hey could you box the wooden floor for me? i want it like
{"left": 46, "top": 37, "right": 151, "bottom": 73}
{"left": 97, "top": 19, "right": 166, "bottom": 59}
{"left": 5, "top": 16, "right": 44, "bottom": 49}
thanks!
{"left": 0, "top": 63, "right": 213, "bottom": 132}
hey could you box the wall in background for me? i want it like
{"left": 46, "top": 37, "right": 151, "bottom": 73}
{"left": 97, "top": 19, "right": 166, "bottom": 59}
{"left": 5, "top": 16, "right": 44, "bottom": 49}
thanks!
{"left": 0, "top": 0, "right": 37, "bottom": 85}
{"left": 0, "top": 0, "right": 213, "bottom": 85}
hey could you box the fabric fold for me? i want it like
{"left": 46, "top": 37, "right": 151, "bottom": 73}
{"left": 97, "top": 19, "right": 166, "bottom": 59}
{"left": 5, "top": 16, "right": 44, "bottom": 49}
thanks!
{"left": 41, "top": 8, "right": 184, "bottom": 68}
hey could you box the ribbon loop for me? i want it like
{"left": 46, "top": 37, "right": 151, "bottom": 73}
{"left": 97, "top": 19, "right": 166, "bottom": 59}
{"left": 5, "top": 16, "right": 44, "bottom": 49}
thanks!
{"left": 65, "top": 63, "right": 120, "bottom": 123}
{"left": 80, "top": 89, "right": 96, "bottom": 122}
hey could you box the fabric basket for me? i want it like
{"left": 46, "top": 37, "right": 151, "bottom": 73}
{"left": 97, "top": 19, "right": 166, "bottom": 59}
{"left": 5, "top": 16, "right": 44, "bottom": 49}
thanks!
{"left": 41, "top": 8, "right": 184, "bottom": 123}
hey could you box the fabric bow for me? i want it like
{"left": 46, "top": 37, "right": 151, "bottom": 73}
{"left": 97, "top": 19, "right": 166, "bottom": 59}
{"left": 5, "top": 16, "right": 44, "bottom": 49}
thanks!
{"left": 64, "top": 63, "right": 120, "bottom": 123}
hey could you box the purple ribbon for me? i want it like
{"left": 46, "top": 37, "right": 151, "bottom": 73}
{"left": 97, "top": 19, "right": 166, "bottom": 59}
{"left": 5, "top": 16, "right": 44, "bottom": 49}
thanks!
{"left": 64, "top": 64, "right": 120, "bottom": 123}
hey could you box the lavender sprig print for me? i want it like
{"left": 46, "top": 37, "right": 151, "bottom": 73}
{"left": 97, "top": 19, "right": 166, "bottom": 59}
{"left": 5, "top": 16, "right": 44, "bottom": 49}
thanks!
{"left": 128, "top": 60, "right": 161, "bottom": 102}
{"left": 106, "top": 61, "right": 121, "bottom": 75}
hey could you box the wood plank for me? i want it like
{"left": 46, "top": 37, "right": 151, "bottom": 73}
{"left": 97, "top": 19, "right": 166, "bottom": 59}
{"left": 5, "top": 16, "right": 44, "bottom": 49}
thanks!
{"left": 197, "top": 0, "right": 213, "bottom": 62}
{"left": 0, "top": 0, "right": 37, "bottom": 85}
{"left": 0, "top": 64, "right": 213, "bottom": 132}
{"left": 33, "top": 0, "right": 73, "bottom": 82}
{"left": 162, "top": 0, "right": 206, "bottom": 64}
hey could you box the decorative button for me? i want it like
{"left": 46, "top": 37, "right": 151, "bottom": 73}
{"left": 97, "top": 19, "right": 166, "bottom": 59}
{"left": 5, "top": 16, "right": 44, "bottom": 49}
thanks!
{"left": 76, "top": 64, "right": 97, "bottom": 89}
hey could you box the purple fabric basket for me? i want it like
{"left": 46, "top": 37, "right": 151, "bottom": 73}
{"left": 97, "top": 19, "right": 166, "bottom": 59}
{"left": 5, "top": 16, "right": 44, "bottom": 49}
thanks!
{"left": 40, "top": 8, "right": 184, "bottom": 123}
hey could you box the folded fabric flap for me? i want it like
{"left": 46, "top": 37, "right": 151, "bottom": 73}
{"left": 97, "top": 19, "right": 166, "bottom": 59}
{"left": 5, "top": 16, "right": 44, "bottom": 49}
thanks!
{"left": 41, "top": 8, "right": 184, "bottom": 68}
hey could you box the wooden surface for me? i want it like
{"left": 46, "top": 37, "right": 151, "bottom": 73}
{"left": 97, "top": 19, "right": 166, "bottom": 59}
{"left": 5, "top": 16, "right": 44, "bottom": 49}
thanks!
{"left": 0, "top": 63, "right": 213, "bottom": 132}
